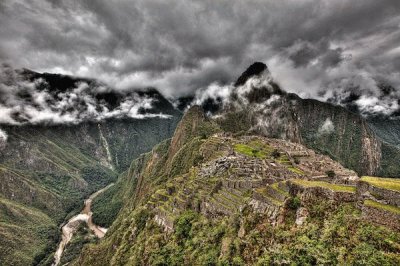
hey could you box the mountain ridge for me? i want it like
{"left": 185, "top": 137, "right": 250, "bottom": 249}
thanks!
{"left": 1, "top": 62, "right": 400, "bottom": 265}
{"left": 74, "top": 104, "right": 400, "bottom": 265}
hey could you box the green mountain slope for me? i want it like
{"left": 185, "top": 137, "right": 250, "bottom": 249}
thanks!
{"left": 75, "top": 107, "right": 400, "bottom": 265}
{"left": 0, "top": 94, "right": 181, "bottom": 264}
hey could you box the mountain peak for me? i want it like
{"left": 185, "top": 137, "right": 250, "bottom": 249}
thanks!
{"left": 234, "top": 62, "right": 269, "bottom": 87}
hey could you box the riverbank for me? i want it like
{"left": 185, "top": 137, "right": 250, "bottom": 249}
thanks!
{"left": 52, "top": 183, "right": 114, "bottom": 266}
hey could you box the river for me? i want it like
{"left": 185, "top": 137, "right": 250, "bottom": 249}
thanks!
{"left": 52, "top": 183, "right": 114, "bottom": 266}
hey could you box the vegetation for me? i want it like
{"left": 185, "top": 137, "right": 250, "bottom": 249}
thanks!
{"left": 234, "top": 143, "right": 267, "bottom": 159}
{"left": 361, "top": 176, "right": 400, "bottom": 192}
{"left": 0, "top": 196, "right": 58, "bottom": 266}
{"left": 81, "top": 166, "right": 118, "bottom": 193}
{"left": 217, "top": 109, "right": 251, "bottom": 133}
{"left": 271, "top": 149, "right": 280, "bottom": 159}
{"left": 59, "top": 224, "right": 97, "bottom": 265}
{"left": 91, "top": 183, "right": 123, "bottom": 228}
{"left": 288, "top": 167, "right": 305, "bottom": 175}
{"left": 299, "top": 100, "right": 365, "bottom": 175}
{"left": 233, "top": 139, "right": 273, "bottom": 159}
{"left": 271, "top": 182, "right": 290, "bottom": 197}
{"left": 364, "top": 200, "right": 400, "bottom": 215}
{"left": 0, "top": 110, "right": 181, "bottom": 265}
{"left": 291, "top": 179, "right": 356, "bottom": 192}
{"left": 77, "top": 199, "right": 400, "bottom": 266}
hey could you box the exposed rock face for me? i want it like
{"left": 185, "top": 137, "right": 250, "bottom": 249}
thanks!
{"left": 360, "top": 121, "right": 382, "bottom": 175}
{"left": 154, "top": 210, "right": 174, "bottom": 233}
{"left": 167, "top": 105, "right": 206, "bottom": 161}
{"left": 295, "top": 207, "right": 309, "bottom": 226}
{"left": 234, "top": 62, "right": 269, "bottom": 87}
{"left": 218, "top": 63, "right": 391, "bottom": 176}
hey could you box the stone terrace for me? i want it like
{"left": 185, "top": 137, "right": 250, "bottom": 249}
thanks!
{"left": 149, "top": 135, "right": 399, "bottom": 232}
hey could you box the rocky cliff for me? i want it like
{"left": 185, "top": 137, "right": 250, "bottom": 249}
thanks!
{"left": 217, "top": 63, "right": 397, "bottom": 177}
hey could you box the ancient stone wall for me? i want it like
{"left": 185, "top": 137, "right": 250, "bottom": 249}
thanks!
{"left": 357, "top": 181, "right": 400, "bottom": 207}
{"left": 361, "top": 204, "right": 400, "bottom": 231}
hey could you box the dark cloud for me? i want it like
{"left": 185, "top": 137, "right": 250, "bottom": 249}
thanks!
{"left": 0, "top": 0, "right": 400, "bottom": 117}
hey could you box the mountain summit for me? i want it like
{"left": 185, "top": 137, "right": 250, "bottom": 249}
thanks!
{"left": 234, "top": 62, "right": 269, "bottom": 86}
{"left": 76, "top": 104, "right": 400, "bottom": 266}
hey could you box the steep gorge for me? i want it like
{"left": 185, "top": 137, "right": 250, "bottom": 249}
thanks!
{"left": 0, "top": 91, "right": 181, "bottom": 265}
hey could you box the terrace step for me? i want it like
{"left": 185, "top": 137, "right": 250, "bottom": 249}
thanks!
{"left": 219, "top": 189, "right": 246, "bottom": 205}
{"left": 278, "top": 181, "right": 290, "bottom": 193}
{"left": 194, "top": 178, "right": 214, "bottom": 190}
{"left": 212, "top": 192, "right": 240, "bottom": 211}
{"left": 265, "top": 185, "right": 287, "bottom": 202}
{"left": 205, "top": 196, "right": 236, "bottom": 216}
{"left": 253, "top": 188, "right": 284, "bottom": 207}
{"left": 225, "top": 187, "right": 247, "bottom": 198}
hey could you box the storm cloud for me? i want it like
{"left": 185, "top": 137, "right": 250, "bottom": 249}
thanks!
{"left": 1, "top": 0, "right": 400, "bottom": 115}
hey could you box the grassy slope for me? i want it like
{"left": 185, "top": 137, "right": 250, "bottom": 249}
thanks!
{"left": 291, "top": 179, "right": 357, "bottom": 193}
{"left": 0, "top": 129, "right": 116, "bottom": 265}
{"left": 91, "top": 107, "right": 217, "bottom": 228}
{"left": 0, "top": 196, "right": 58, "bottom": 266}
{"left": 364, "top": 200, "right": 400, "bottom": 215}
{"left": 0, "top": 116, "right": 180, "bottom": 265}
{"left": 82, "top": 203, "right": 400, "bottom": 265}
{"left": 361, "top": 176, "right": 400, "bottom": 192}
{"left": 75, "top": 108, "right": 400, "bottom": 266}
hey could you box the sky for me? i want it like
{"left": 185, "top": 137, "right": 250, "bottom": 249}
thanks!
{"left": 1, "top": 0, "right": 400, "bottom": 119}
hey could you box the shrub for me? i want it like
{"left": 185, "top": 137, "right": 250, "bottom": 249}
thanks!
{"left": 198, "top": 249, "right": 218, "bottom": 266}
{"left": 134, "top": 208, "right": 150, "bottom": 233}
{"left": 288, "top": 196, "right": 301, "bottom": 210}
{"left": 174, "top": 211, "right": 197, "bottom": 241}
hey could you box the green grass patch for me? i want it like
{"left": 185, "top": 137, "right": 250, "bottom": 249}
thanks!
{"left": 234, "top": 143, "right": 267, "bottom": 159}
{"left": 361, "top": 176, "right": 400, "bottom": 192}
{"left": 291, "top": 179, "right": 356, "bottom": 193}
{"left": 364, "top": 200, "right": 400, "bottom": 215}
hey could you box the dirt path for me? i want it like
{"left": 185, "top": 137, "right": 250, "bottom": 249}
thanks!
{"left": 52, "top": 183, "right": 114, "bottom": 266}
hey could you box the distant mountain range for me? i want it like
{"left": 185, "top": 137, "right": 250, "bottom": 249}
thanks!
{"left": 1, "top": 62, "right": 400, "bottom": 265}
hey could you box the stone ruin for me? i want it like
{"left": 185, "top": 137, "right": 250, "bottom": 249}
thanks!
{"left": 151, "top": 135, "right": 399, "bottom": 232}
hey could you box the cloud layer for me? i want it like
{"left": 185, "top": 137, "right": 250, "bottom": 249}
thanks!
{"left": 0, "top": 64, "right": 170, "bottom": 125}
{"left": 0, "top": 0, "right": 399, "bottom": 115}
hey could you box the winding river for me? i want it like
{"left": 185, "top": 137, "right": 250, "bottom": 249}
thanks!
{"left": 52, "top": 183, "right": 114, "bottom": 266}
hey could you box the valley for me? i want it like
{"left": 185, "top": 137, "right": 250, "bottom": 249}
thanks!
{"left": 0, "top": 80, "right": 182, "bottom": 265}
{"left": 2, "top": 1, "right": 400, "bottom": 265}
{"left": 1, "top": 64, "right": 400, "bottom": 265}
{"left": 53, "top": 183, "right": 114, "bottom": 266}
